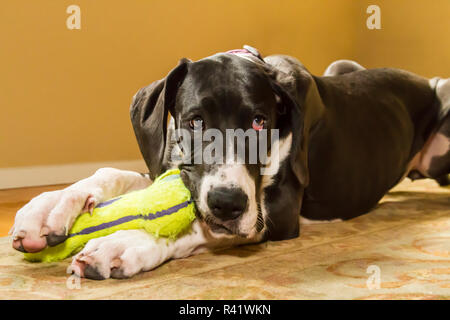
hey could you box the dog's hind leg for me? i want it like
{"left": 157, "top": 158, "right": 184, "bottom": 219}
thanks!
{"left": 323, "top": 60, "right": 366, "bottom": 76}
{"left": 409, "top": 79, "right": 450, "bottom": 185}
{"left": 435, "top": 174, "right": 450, "bottom": 186}
{"left": 423, "top": 114, "right": 450, "bottom": 183}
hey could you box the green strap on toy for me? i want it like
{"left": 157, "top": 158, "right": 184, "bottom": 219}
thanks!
{"left": 24, "top": 169, "right": 196, "bottom": 262}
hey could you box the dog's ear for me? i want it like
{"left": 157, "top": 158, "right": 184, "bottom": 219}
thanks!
{"left": 130, "top": 58, "right": 190, "bottom": 179}
{"left": 266, "top": 66, "right": 318, "bottom": 187}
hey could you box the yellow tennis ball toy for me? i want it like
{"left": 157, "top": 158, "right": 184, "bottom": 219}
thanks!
{"left": 23, "top": 169, "right": 196, "bottom": 262}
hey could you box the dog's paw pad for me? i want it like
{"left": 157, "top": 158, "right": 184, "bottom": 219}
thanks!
{"left": 46, "top": 231, "right": 68, "bottom": 247}
{"left": 83, "top": 265, "right": 106, "bottom": 280}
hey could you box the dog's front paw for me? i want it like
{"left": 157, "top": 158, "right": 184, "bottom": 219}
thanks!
{"left": 69, "top": 230, "right": 167, "bottom": 280}
{"left": 11, "top": 188, "right": 99, "bottom": 253}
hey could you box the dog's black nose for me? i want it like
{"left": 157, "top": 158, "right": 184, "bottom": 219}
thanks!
{"left": 207, "top": 187, "right": 248, "bottom": 221}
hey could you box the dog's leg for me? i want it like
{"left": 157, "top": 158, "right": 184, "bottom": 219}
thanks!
{"left": 409, "top": 79, "right": 450, "bottom": 184}
{"left": 323, "top": 60, "right": 365, "bottom": 76}
{"left": 414, "top": 116, "right": 450, "bottom": 183}
{"left": 435, "top": 174, "right": 450, "bottom": 186}
{"left": 69, "top": 220, "right": 259, "bottom": 280}
{"left": 11, "top": 168, "right": 151, "bottom": 253}
{"left": 69, "top": 222, "right": 207, "bottom": 280}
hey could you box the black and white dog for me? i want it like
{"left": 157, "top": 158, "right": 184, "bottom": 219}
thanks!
{"left": 11, "top": 46, "right": 449, "bottom": 280}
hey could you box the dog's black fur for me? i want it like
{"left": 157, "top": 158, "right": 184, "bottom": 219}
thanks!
{"left": 130, "top": 47, "right": 450, "bottom": 242}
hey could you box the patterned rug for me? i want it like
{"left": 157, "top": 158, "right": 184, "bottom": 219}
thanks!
{"left": 0, "top": 179, "right": 449, "bottom": 300}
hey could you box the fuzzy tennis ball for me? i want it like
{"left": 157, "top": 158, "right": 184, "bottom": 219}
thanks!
{"left": 23, "top": 169, "right": 196, "bottom": 262}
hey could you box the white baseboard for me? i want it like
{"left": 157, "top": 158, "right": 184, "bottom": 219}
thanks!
{"left": 0, "top": 160, "right": 148, "bottom": 189}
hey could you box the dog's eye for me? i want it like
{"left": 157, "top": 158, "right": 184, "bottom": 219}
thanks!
{"left": 252, "top": 116, "right": 265, "bottom": 131}
{"left": 189, "top": 117, "right": 204, "bottom": 131}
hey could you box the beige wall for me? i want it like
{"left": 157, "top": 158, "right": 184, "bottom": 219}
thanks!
{"left": 0, "top": 0, "right": 449, "bottom": 169}
{"left": 355, "top": 0, "right": 450, "bottom": 77}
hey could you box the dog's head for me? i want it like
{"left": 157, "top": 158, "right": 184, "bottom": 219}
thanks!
{"left": 130, "top": 48, "right": 313, "bottom": 239}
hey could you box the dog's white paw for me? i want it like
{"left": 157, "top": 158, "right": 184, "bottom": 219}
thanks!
{"left": 11, "top": 188, "right": 98, "bottom": 253}
{"left": 69, "top": 230, "right": 168, "bottom": 280}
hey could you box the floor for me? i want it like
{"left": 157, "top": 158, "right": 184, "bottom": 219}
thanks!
{"left": 0, "top": 179, "right": 449, "bottom": 299}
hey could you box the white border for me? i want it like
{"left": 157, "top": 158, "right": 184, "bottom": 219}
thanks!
{"left": 0, "top": 160, "right": 147, "bottom": 189}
